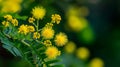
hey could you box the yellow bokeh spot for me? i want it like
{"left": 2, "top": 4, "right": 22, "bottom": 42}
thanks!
{"left": 68, "top": 16, "right": 88, "bottom": 32}
{"left": 76, "top": 47, "right": 90, "bottom": 60}
{"left": 1, "top": 0, "right": 21, "bottom": 13}
{"left": 64, "top": 41, "right": 76, "bottom": 54}
{"left": 89, "top": 58, "right": 104, "bottom": 67}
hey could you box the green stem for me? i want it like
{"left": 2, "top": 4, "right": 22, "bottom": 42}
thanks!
{"left": 21, "top": 40, "right": 43, "bottom": 62}
{"left": 21, "top": 39, "right": 30, "bottom": 47}
{"left": 36, "top": 19, "right": 39, "bottom": 32}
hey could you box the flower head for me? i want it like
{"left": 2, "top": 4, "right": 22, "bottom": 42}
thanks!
{"left": 27, "top": 26, "right": 35, "bottom": 32}
{"left": 76, "top": 47, "right": 90, "bottom": 60}
{"left": 28, "top": 17, "right": 35, "bottom": 23}
{"left": 2, "top": 21, "right": 9, "bottom": 27}
{"left": 31, "top": 6, "right": 46, "bottom": 19}
{"left": 4, "top": 15, "right": 12, "bottom": 21}
{"left": 18, "top": 24, "right": 29, "bottom": 35}
{"left": 41, "top": 27, "right": 54, "bottom": 39}
{"left": 54, "top": 32, "right": 68, "bottom": 46}
{"left": 33, "top": 32, "right": 40, "bottom": 39}
{"left": 45, "top": 46, "right": 61, "bottom": 59}
{"left": 51, "top": 14, "right": 61, "bottom": 24}
{"left": 11, "top": 19, "right": 18, "bottom": 26}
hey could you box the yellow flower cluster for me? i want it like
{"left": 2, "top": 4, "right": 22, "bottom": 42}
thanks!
{"left": 41, "top": 27, "right": 54, "bottom": 39}
{"left": 33, "top": 32, "right": 40, "bottom": 39}
{"left": 1, "top": 6, "right": 68, "bottom": 60}
{"left": 0, "top": 0, "right": 22, "bottom": 13}
{"left": 45, "top": 46, "right": 61, "bottom": 59}
{"left": 31, "top": 7, "right": 46, "bottom": 19}
{"left": 2, "top": 15, "right": 18, "bottom": 27}
{"left": 18, "top": 24, "right": 35, "bottom": 35}
{"left": 51, "top": 14, "right": 61, "bottom": 24}
{"left": 54, "top": 32, "right": 68, "bottom": 46}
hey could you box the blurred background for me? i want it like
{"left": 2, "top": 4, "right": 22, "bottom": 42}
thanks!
{"left": 0, "top": 0, "right": 120, "bottom": 67}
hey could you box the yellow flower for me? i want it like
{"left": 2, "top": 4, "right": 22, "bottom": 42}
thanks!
{"left": 41, "top": 27, "right": 54, "bottom": 39}
{"left": 45, "top": 46, "right": 61, "bottom": 59}
{"left": 54, "top": 32, "right": 68, "bottom": 46}
{"left": 44, "top": 40, "right": 52, "bottom": 47}
{"left": 31, "top": 6, "right": 46, "bottom": 19}
{"left": 51, "top": 14, "right": 61, "bottom": 24}
{"left": 76, "top": 47, "right": 90, "bottom": 60}
{"left": 18, "top": 24, "right": 29, "bottom": 35}
{"left": 27, "top": 26, "right": 35, "bottom": 32}
{"left": 33, "top": 32, "right": 40, "bottom": 39}
{"left": 28, "top": 17, "right": 35, "bottom": 23}
{"left": 4, "top": 15, "right": 13, "bottom": 21}
{"left": 2, "top": 21, "right": 9, "bottom": 27}
{"left": 89, "top": 58, "right": 104, "bottom": 67}
{"left": 64, "top": 41, "right": 76, "bottom": 54}
{"left": 11, "top": 19, "right": 18, "bottom": 26}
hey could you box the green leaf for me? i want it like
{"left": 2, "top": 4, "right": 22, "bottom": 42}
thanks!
{"left": 50, "top": 64, "right": 65, "bottom": 67}
{"left": 46, "top": 59, "right": 61, "bottom": 65}
{"left": 13, "top": 14, "right": 28, "bottom": 20}
{"left": 0, "top": 32, "right": 22, "bottom": 57}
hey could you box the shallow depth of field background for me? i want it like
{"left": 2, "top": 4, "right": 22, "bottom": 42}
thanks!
{"left": 0, "top": 0, "right": 120, "bottom": 67}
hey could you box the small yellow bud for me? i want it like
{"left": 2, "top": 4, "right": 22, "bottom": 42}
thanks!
{"left": 11, "top": 19, "right": 18, "bottom": 26}
{"left": 28, "top": 17, "right": 35, "bottom": 23}
{"left": 2, "top": 21, "right": 9, "bottom": 27}
{"left": 27, "top": 26, "right": 35, "bottom": 32}
{"left": 33, "top": 32, "right": 40, "bottom": 39}
{"left": 51, "top": 14, "right": 61, "bottom": 24}
{"left": 4, "top": 15, "right": 12, "bottom": 21}
{"left": 44, "top": 40, "right": 52, "bottom": 47}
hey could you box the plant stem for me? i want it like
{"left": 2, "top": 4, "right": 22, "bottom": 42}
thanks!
{"left": 36, "top": 19, "right": 39, "bottom": 32}
{"left": 21, "top": 39, "right": 30, "bottom": 47}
